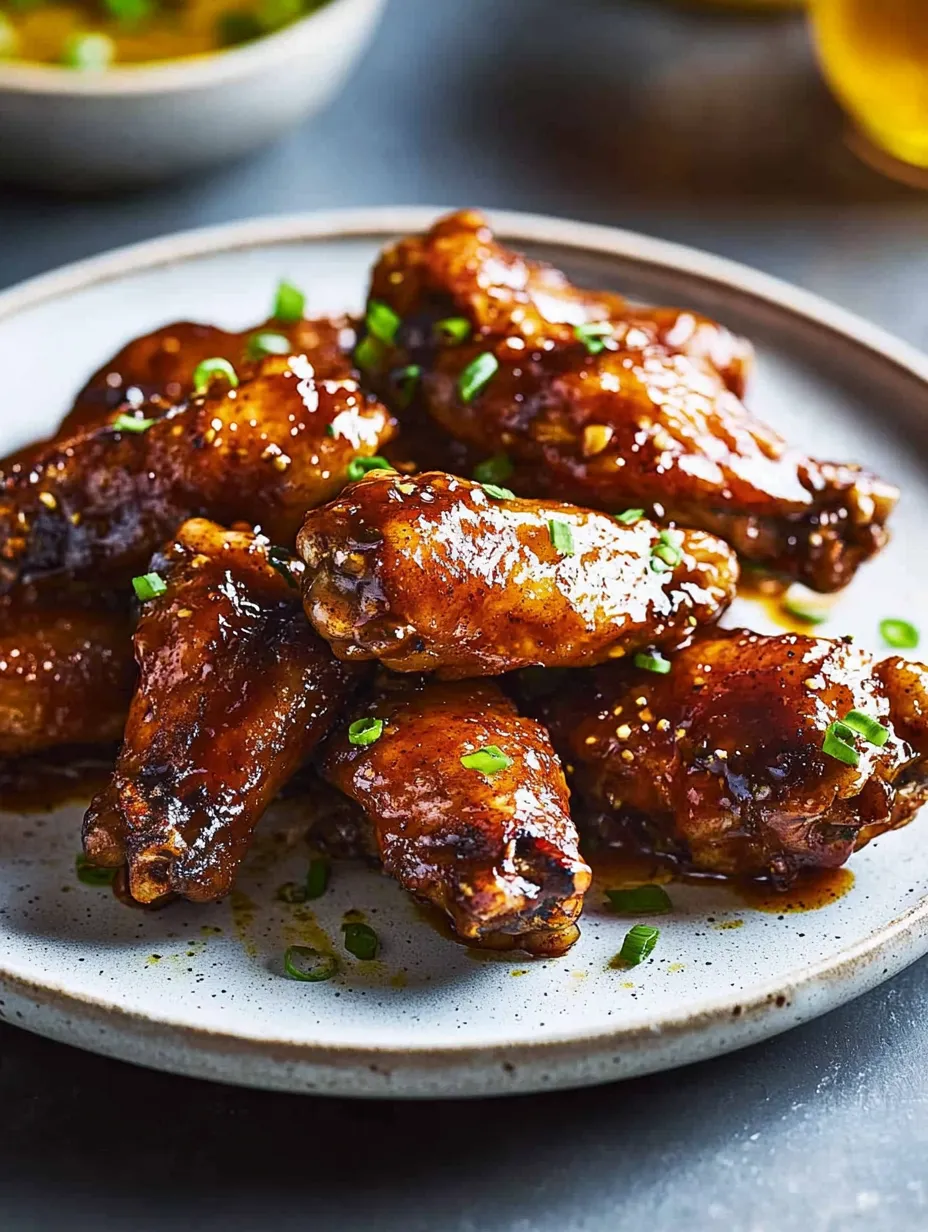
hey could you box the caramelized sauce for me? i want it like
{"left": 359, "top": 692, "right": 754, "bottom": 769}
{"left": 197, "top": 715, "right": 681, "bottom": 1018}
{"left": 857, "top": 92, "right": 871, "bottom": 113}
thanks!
{"left": 736, "top": 572, "right": 826, "bottom": 635}
{"left": 733, "top": 866, "right": 855, "bottom": 913}
{"left": 0, "top": 746, "right": 115, "bottom": 812}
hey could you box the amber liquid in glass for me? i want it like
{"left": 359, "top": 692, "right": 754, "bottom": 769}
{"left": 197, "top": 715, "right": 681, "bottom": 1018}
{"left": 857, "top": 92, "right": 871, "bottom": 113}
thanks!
{"left": 811, "top": 0, "right": 928, "bottom": 175}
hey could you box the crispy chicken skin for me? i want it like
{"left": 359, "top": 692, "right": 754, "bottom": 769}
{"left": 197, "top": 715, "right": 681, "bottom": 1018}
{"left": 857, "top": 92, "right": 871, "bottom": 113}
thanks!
{"left": 0, "top": 345, "right": 396, "bottom": 593}
{"left": 537, "top": 629, "right": 928, "bottom": 882}
{"left": 366, "top": 211, "right": 896, "bottom": 592}
{"left": 321, "top": 676, "right": 591, "bottom": 954}
{"left": 297, "top": 469, "right": 738, "bottom": 678}
{"left": 0, "top": 592, "right": 134, "bottom": 756}
{"left": 82, "top": 519, "right": 362, "bottom": 904}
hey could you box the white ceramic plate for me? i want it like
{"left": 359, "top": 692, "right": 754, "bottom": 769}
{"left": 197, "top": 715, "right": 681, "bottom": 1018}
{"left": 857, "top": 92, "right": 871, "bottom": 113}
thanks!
{"left": 2, "top": 208, "right": 928, "bottom": 1099}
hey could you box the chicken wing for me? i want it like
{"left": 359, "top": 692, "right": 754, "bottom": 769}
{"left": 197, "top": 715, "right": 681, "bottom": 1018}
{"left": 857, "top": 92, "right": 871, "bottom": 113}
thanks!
{"left": 321, "top": 676, "right": 591, "bottom": 954}
{"left": 363, "top": 210, "right": 895, "bottom": 592}
{"left": 0, "top": 590, "right": 134, "bottom": 757}
{"left": 298, "top": 470, "right": 738, "bottom": 678}
{"left": 0, "top": 344, "right": 395, "bottom": 593}
{"left": 536, "top": 629, "right": 928, "bottom": 882}
{"left": 82, "top": 519, "right": 363, "bottom": 903}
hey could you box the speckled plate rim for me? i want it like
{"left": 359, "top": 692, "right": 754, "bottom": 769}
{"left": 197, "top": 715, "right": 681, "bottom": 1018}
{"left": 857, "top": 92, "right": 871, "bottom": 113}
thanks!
{"left": 2, "top": 206, "right": 928, "bottom": 1099}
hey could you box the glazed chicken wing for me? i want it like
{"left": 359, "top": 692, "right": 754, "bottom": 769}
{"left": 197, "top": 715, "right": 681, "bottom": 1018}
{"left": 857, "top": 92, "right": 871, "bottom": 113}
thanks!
{"left": 0, "top": 590, "right": 134, "bottom": 757}
{"left": 537, "top": 629, "right": 928, "bottom": 882}
{"left": 321, "top": 676, "right": 591, "bottom": 954}
{"left": 298, "top": 470, "right": 738, "bottom": 678}
{"left": 83, "top": 519, "right": 363, "bottom": 904}
{"left": 364, "top": 210, "right": 896, "bottom": 592}
{"left": 0, "top": 343, "right": 395, "bottom": 593}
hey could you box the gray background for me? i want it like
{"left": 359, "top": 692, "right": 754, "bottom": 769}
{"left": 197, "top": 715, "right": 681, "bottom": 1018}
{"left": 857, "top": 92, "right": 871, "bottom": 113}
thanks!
{"left": 2, "top": 2, "right": 928, "bottom": 1228}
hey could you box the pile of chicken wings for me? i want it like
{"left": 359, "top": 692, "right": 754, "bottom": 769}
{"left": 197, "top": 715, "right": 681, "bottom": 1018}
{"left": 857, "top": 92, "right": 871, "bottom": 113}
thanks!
{"left": 2, "top": 209, "right": 925, "bottom": 958}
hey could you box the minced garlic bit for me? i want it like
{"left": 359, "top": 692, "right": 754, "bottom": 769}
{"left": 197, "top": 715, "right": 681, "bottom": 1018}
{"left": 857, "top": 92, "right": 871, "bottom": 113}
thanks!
{"left": 581, "top": 424, "right": 614, "bottom": 457}
{"left": 37, "top": 491, "right": 57, "bottom": 510}
{"left": 615, "top": 723, "right": 632, "bottom": 740}
{"left": 621, "top": 749, "right": 635, "bottom": 763}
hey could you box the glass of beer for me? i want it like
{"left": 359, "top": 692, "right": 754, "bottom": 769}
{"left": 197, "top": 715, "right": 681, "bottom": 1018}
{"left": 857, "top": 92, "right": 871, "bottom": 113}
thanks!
{"left": 810, "top": 1, "right": 928, "bottom": 183}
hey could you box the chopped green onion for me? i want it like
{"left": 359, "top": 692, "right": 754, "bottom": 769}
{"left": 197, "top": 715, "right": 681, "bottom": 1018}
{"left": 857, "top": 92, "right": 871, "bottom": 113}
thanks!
{"left": 132, "top": 572, "right": 167, "bottom": 602}
{"left": 255, "top": 0, "right": 301, "bottom": 31}
{"left": 365, "top": 300, "right": 401, "bottom": 346}
{"left": 460, "top": 745, "right": 512, "bottom": 776}
{"left": 75, "top": 853, "right": 116, "bottom": 887}
{"left": 634, "top": 651, "right": 671, "bottom": 675}
{"left": 615, "top": 509, "right": 645, "bottom": 526}
{"left": 391, "top": 364, "right": 421, "bottom": 406}
{"left": 284, "top": 945, "right": 338, "bottom": 982}
{"left": 434, "top": 317, "right": 472, "bottom": 345}
{"left": 343, "top": 921, "right": 379, "bottom": 961}
{"left": 605, "top": 885, "right": 672, "bottom": 915}
{"left": 305, "top": 858, "right": 330, "bottom": 900}
{"left": 354, "top": 335, "right": 385, "bottom": 372}
{"left": 459, "top": 353, "right": 499, "bottom": 403}
{"left": 348, "top": 717, "right": 384, "bottom": 747}
{"left": 276, "top": 881, "right": 306, "bottom": 904}
{"left": 650, "top": 528, "right": 683, "bottom": 573}
{"left": 216, "top": 10, "right": 262, "bottom": 46}
{"left": 111, "top": 412, "right": 154, "bottom": 434}
{"left": 347, "top": 455, "right": 392, "bottom": 482}
{"left": 617, "top": 924, "right": 660, "bottom": 966}
{"left": 843, "top": 709, "right": 890, "bottom": 748}
{"left": 574, "top": 321, "right": 614, "bottom": 355}
{"left": 267, "top": 545, "right": 299, "bottom": 590}
{"left": 103, "top": 0, "right": 153, "bottom": 26}
{"left": 245, "top": 331, "right": 291, "bottom": 361}
{"left": 62, "top": 32, "right": 114, "bottom": 70}
{"left": 822, "top": 720, "right": 860, "bottom": 767}
{"left": 192, "top": 357, "right": 238, "bottom": 394}
{"left": 547, "top": 518, "right": 575, "bottom": 557}
{"left": 880, "top": 618, "right": 919, "bottom": 650}
{"left": 273, "top": 279, "right": 305, "bottom": 323}
{"left": 482, "top": 483, "right": 515, "bottom": 501}
{"left": 473, "top": 452, "right": 514, "bottom": 485}
{"left": 780, "top": 584, "right": 831, "bottom": 626}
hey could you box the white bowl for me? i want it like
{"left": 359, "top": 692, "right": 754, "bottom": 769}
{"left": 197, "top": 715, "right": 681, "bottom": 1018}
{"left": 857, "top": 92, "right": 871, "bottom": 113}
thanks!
{"left": 0, "top": 0, "right": 386, "bottom": 190}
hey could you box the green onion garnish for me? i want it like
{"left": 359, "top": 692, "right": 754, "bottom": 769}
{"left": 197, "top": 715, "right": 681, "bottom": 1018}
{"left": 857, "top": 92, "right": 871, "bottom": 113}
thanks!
{"left": 62, "top": 32, "right": 114, "bottom": 70}
{"left": 132, "top": 572, "right": 167, "bottom": 602}
{"left": 348, "top": 717, "right": 384, "bottom": 747}
{"left": 547, "top": 518, "right": 575, "bottom": 557}
{"left": 880, "top": 618, "right": 919, "bottom": 650}
{"left": 365, "top": 300, "right": 401, "bottom": 346}
{"left": 617, "top": 924, "right": 660, "bottom": 966}
{"left": 605, "top": 885, "right": 672, "bottom": 915}
{"left": 284, "top": 945, "right": 339, "bottom": 982}
{"left": 781, "top": 584, "right": 831, "bottom": 626}
{"left": 103, "top": 0, "right": 152, "bottom": 26}
{"left": 343, "top": 921, "right": 379, "bottom": 961}
{"left": 112, "top": 412, "right": 154, "bottom": 434}
{"left": 459, "top": 353, "right": 499, "bottom": 403}
{"left": 843, "top": 710, "right": 890, "bottom": 748}
{"left": 216, "top": 10, "right": 262, "bottom": 46}
{"left": 354, "top": 335, "right": 385, "bottom": 372}
{"left": 267, "top": 545, "right": 299, "bottom": 590}
{"left": 473, "top": 452, "right": 514, "bottom": 485}
{"left": 75, "top": 853, "right": 117, "bottom": 887}
{"left": 822, "top": 720, "right": 860, "bottom": 767}
{"left": 482, "top": 483, "right": 515, "bottom": 500}
{"left": 633, "top": 651, "right": 671, "bottom": 675}
{"left": 276, "top": 881, "right": 306, "bottom": 903}
{"left": 574, "top": 321, "right": 614, "bottom": 355}
{"left": 460, "top": 745, "right": 512, "bottom": 776}
{"left": 246, "top": 331, "right": 291, "bottom": 361}
{"left": 615, "top": 509, "right": 645, "bottom": 526}
{"left": 192, "top": 357, "right": 238, "bottom": 394}
{"left": 347, "top": 455, "right": 392, "bottom": 482}
{"left": 305, "top": 858, "right": 330, "bottom": 900}
{"left": 273, "top": 279, "right": 305, "bottom": 323}
{"left": 392, "top": 364, "right": 421, "bottom": 406}
{"left": 434, "top": 317, "right": 472, "bottom": 345}
{"left": 650, "top": 528, "right": 684, "bottom": 573}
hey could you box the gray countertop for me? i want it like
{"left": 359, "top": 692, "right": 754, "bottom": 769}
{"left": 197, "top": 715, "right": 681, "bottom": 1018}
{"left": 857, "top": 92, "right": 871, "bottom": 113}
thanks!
{"left": 2, "top": 2, "right": 928, "bottom": 1228}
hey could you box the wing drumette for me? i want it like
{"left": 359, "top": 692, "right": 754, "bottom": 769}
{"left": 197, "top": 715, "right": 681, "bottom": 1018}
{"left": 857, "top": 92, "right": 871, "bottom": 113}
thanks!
{"left": 0, "top": 344, "right": 395, "bottom": 593}
{"left": 298, "top": 470, "right": 738, "bottom": 678}
{"left": 321, "top": 676, "right": 591, "bottom": 955}
{"left": 83, "top": 519, "right": 363, "bottom": 904}
{"left": 537, "top": 629, "right": 928, "bottom": 883}
{"left": 363, "top": 210, "right": 895, "bottom": 592}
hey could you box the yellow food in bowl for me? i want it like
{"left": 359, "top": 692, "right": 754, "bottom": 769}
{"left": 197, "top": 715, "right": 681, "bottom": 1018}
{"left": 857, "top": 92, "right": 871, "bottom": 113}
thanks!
{"left": 0, "top": 0, "right": 329, "bottom": 66}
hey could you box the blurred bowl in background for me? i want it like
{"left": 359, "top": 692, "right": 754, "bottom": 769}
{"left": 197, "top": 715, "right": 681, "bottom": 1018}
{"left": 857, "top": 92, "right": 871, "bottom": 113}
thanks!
{"left": 0, "top": 0, "right": 386, "bottom": 192}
